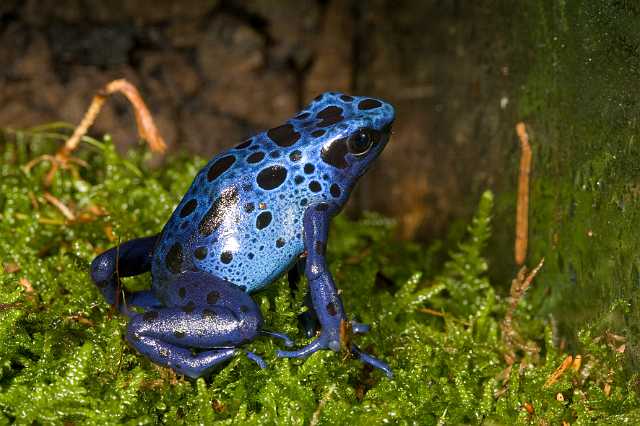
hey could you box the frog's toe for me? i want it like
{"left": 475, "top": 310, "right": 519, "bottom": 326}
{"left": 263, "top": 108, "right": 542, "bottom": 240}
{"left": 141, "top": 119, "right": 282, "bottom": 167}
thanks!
{"left": 245, "top": 350, "right": 267, "bottom": 369}
{"left": 276, "top": 339, "right": 324, "bottom": 359}
{"left": 259, "top": 330, "right": 294, "bottom": 347}
{"left": 351, "top": 345, "right": 393, "bottom": 378}
{"left": 351, "top": 321, "right": 370, "bottom": 334}
{"left": 277, "top": 337, "right": 393, "bottom": 378}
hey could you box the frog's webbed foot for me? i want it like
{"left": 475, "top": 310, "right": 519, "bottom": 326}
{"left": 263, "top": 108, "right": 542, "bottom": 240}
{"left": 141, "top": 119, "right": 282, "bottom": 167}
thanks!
{"left": 275, "top": 319, "right": 369, "bottom": 357}
{"left": 276, "top": 332, "right": 393, "bottom": 378}
{"left": 274, "top": 319, "right": 368, "bottom": 354}
{"left": 351, "top": 345, "right": 393, "bottom": 378}
{"left": 276, "top": 338, "right": 324, "bottom": 359}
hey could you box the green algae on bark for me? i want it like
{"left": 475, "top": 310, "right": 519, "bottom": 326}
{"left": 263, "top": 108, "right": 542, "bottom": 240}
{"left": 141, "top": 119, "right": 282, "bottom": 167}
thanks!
{"left": 0, "top": 130, "right": 638, "bottom": 424}
{"left": 489, "top": 0, "right": 640, "bottom": 370}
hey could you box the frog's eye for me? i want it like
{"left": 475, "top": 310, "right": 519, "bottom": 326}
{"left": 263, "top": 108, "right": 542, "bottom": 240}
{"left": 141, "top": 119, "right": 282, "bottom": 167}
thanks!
{"left": 347, "top": 128, "right": 374, "bottom": 156}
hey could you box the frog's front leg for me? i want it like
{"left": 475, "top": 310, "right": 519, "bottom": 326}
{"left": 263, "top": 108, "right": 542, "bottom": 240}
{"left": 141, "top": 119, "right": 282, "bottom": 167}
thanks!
{"left": 126, "top": 272, "right": 266, "bottom": 378}
{"left": 277, "top": 203, "right": 393, "bottom": 378}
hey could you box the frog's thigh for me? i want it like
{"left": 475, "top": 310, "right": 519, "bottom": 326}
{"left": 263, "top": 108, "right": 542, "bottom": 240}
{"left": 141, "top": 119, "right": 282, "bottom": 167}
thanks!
{"left": 126, "top": 303, "right": 262, "bottom": 377}
{"left": 128, "top": 304, "right": 261, "bottom": 349}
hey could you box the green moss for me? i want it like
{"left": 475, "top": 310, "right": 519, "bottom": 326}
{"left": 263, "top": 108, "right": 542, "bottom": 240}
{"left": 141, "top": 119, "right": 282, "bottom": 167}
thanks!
{"left": 0, "top": 130, "right": 637, "bottom": 424}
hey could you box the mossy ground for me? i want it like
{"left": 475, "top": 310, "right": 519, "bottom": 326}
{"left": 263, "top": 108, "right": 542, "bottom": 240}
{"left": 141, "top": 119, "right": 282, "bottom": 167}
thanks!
{"left": 0, "top": 129, "right": 638, "bottom": 425}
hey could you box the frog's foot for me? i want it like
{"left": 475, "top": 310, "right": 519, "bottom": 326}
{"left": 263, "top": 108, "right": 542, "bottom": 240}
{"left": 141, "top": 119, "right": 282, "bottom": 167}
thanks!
{"left": 276, "top": 338, "right": 325, "bottom": 359}
{"left": 259, "top": 330, "right": 294, "bottom": 347}
{"left": 127, "top": 334, "right": 237, "bottom": 378}
{"left": 351, "top": 345, "right": 393, "bottom": 378}
{"left": 276, "top": 330, "right": 392, "bottom": 378}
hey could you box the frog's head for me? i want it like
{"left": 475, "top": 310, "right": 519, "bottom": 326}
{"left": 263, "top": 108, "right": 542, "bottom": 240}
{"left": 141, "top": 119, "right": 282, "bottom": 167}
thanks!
{"left": 299, "top": 92, "right": 395, "bottom": 187}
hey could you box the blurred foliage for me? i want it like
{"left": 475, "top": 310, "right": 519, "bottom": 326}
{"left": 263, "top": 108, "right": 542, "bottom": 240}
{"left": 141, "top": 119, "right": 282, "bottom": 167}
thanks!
{"left": 0, "top": 128, "right": 638, "bottom": 424}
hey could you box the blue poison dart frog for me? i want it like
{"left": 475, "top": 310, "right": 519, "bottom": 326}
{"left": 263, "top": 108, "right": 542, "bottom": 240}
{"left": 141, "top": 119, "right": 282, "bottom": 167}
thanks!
{"left": 90, "top": 92, "right": 395, "bottom": 378}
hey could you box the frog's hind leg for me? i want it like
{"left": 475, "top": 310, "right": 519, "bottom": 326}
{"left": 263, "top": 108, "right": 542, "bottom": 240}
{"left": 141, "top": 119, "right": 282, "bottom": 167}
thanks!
{"left": 90, "top": 235, "right": 161, "bottom": 314}
{"left": 126, "top": 271, "right": 265, "bottom": 378}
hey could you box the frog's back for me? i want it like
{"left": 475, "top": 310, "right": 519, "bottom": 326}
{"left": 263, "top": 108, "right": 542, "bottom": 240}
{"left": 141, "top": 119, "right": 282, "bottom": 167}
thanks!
{"left": 151, "top": 92, "right": 394, "bottom": 301}
{"left": 151, "top": 145, "right": 306, "bottom": 297}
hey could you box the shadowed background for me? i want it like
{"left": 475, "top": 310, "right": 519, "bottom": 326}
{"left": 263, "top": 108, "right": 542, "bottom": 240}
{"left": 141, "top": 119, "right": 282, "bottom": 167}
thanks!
{"left": 0, "top": 0, "right": 513, "bottom": 241}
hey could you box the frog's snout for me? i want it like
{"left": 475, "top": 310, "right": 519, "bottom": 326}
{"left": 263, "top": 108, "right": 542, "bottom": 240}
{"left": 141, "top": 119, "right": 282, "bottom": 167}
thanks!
{"left": 377, "top": 99, "right": 396, "bottom": 135}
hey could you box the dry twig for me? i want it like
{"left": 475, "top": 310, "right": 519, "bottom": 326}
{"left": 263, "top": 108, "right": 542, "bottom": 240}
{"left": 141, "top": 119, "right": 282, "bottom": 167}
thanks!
{"left": 418, "top": 307, "right": 446, "bottom": 318}
{"left": 24, "top": 79, "right": 167, "bottom": 186}
{"left": 18, "top": 277, "right": 34, "bottom": 294}
{"left": 544, "top": 355, "right": 574, "bottom": 387}
{"left": 501, "top": 258, "right": 545, "bottom": 364}
{"left": 43, "top": 192, "right": 76, "bottom": 221}
{"left": 572, "top": 354, "right": 582, "bottom": 372}
{"left": 3, "top": 262, "right": 20, "bottom": 274}
{"left": 66, "top": 314, "right": 95, "bottom": 327}
{"left": 62, "top": 79, "right": 167, "bottom": 156}
{"left": 0, "top": 303, "right": 22, "bottom": 311}
{"left": 339, "top": 319, "right": 353, "bottom": 356}
{"left": 418, "top": 307, "right": 471, "bottom": 326}
{"left": 515, "top": 122, "right": 532, "bottom": 266}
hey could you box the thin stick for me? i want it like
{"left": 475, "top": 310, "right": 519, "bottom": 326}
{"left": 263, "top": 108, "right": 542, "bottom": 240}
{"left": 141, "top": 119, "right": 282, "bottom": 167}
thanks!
{"left": 61, "top": 94, "right": 107, "bottom": 156}
{"left": 23, "top": 79, "right": 167, "bottom": 187}
{"left": 515, "top": 122, "right": 532, "bottom": 266}
{"left": 0, "top": 303, "right": 22, "bottom": 311}
{"left": 501, "top": 258, "right": 544, "bottom": 362}
{"left": 418, "top": 307, "right": 446, "bottom": 317}
{"left": 43, "top": 192, "right": 76, "bottom": 221}
{"left": 62, "top": 79, "right": 167, "bottom": 156}
{"left": 507, "top": 258, "right": 544, "bottom": 318}
{"left": 418, "top": 307, "right": 471, "bottom": 326}
{"left": 544, "top": 355, "right": 574, "bottom": 387}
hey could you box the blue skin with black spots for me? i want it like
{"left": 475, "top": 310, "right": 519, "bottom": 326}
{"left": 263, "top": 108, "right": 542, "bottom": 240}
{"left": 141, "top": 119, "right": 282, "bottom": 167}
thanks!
{"left": 90, "top": 92, "right": 395, "bottom": 378}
